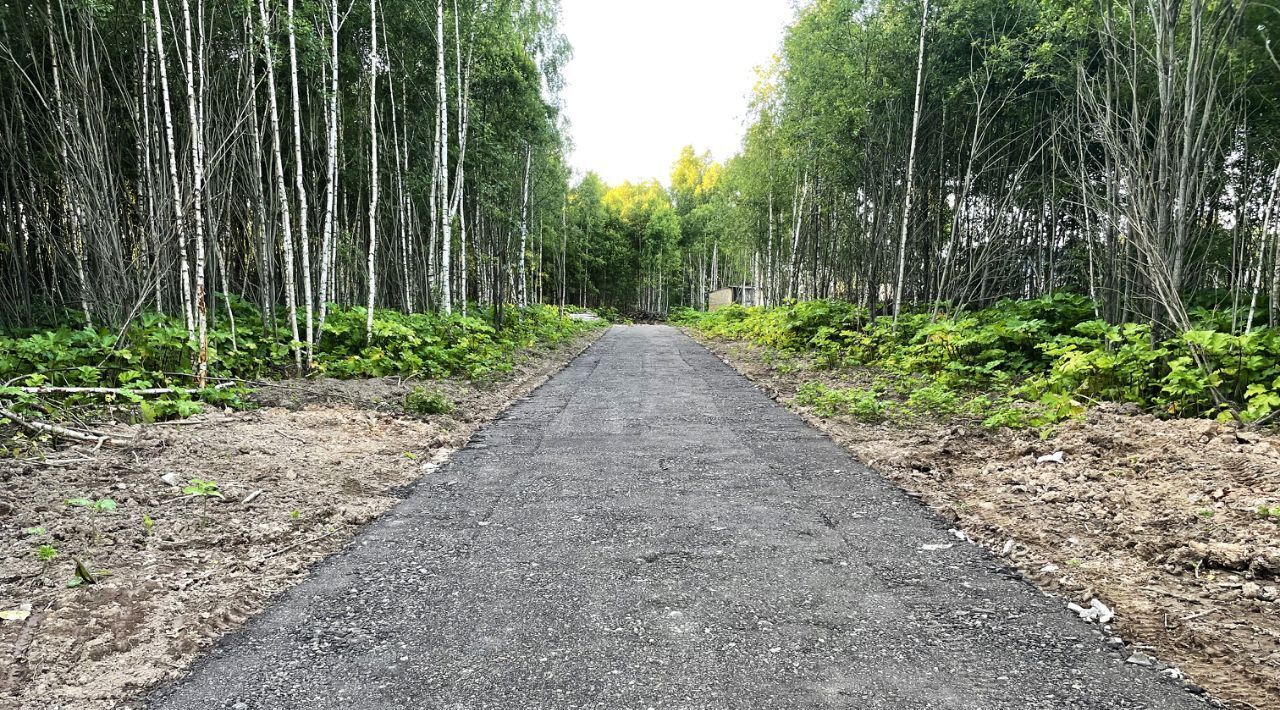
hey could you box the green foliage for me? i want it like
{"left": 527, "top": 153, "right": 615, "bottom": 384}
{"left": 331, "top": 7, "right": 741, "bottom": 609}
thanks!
{"left": 36, "top": 544, "right": 57, "bottom": 563}
{"left": 686, "top": 295, "right": 1280, "bottom": 427}
{"left": 794, "top": 381, "right": 890, "bottom": 422}
{"left": 65, "top": 497, "right": 116, "bottom": 544}
{"left": 315, "top": 304, "right": 596, "bottom": 380}
{"left": 0, "top": 302, "right": 600, "bottom": 427}
{"left": 183, "top": 479, "right": 222, "bottom": 498}
{"left": 667, "top": 307, "right": 702, "bottom": 325}
{"left": 139, "top": 397, "right": 205, "bottom": 423}
{"left": 980, "top": 403, "right": 1035, "bottom": 431}
{"left": 66, "top": 497, "right": 117, "bottom": 513}
{"left": 904, "top": 380, "right": 963, "bottom": 417}
{"left": 405, "top": 387, "right": 454, "bottom": 415}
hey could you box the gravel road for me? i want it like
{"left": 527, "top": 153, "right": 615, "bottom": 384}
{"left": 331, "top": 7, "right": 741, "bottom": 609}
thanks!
{"left": 148, "top": 325, "right": 1206, "bottom": 709}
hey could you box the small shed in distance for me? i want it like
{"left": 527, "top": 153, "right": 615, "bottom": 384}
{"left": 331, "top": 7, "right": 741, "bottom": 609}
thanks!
{"left": 708, "top": 286, "right": 760, "bottom": 311}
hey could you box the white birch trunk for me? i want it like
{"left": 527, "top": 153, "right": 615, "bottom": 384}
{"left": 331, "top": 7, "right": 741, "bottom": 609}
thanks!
{"left": 436, "top": 0, "right": 453, "bottom": 313}
{"left": 257, "top": 0, "right": 303, "bottom": 370}
{"left": 518, "top": 145, "right": 531, "bottom": 307}
{"left": 559, "top": 196, "right": 566, "bottom": 317}
{"left": 766, "top": 189, "right": 775, "bottom": 306}
{"left": 459, "top": 189, "right": 469, "bottom": 316}
{"left": 180, "top": 0, "right": 209, "bottom": 385}
{"left": 151, "top": 0, "right": 194, "bottom": 333}
{"left": 753, "top": 251, "right": 761, "bottom": 306}
{"left": 139, "top": 1, "right": 164, "bottom": 313}
{"left": 448, "top": 0, "right": 475, "bottom": 314}
{"left": 787, "top": 174, "right": 808, "bottom": 302}
{"left": 1246, "top": 159, "right": 1280, "bottom": 332}
{"left": 45, "top": 1, "right": 93, "bottom": 329}
{"left": 893, "top": 0, "right": 930, "bottom": 322}
{"left": 365, "top": 0, "right": 380, "bottom": 340}
{"left": 711, "top": 240, "right": 718, "bottom": 293}
{"left": 286, "top": 0, "right": 314, "bottom": 367}
{"left": 428, "top": 112, "right": 440, "bottom": 303}
{"left": 246, "top": 42, "right": 275, "bottom": 329}
{"left": 388, "top": 76, "right": 410, "bottom": 312}
{"left": 318, "top": 0, "right": 339, "bottom": 337}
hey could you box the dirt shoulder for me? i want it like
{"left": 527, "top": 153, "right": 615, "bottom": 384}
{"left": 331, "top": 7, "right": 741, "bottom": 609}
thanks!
{"left": 0, "top": 328, "right": 604, "bottom": 710}
{"left": 693, "top": 333, "right": 1280, "bottom": 710}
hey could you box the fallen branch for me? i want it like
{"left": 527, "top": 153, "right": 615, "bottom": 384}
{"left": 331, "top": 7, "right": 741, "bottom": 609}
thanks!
{"left": 0, "top": 404, "right": 131, "bottom": 447}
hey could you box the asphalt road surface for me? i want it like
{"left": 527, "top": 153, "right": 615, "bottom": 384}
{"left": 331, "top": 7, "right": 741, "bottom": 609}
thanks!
{"left": 149, "top": 325, "right": 1205, "bottom": 710}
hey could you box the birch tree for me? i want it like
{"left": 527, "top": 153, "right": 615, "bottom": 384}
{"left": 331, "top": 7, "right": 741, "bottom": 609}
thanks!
{"left": 365, "top": 0, "right": 380, "bottom": 341}
{"left": 258, "top": 0, "right": 303, "bottom": 370}
{"left": 435, "top": 0, "right": 452, "bottom": 313}
{"left": 286, "top": 0, "right": 314, "bottom": 366}
{"left": 893, "top": 0, "right": 929, "bottom": 323}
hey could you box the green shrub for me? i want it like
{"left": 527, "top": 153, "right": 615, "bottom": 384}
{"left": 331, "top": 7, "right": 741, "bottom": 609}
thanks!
{"left": 0, "top": 301, "right": 603, "bottom": 425}
{"left": 667, "top": 307, "right": 702, "bottom": 325}
{"left": 904, "top": 381, "right": 962, "bottom": 417}
{"left": 685, "top": 294, "right": 1280, "bottom": 426}
{"left": 405, "top": 387, "right": 454, "bottom": 415}
{"left": 794, "top": 381, "right": 891, "bottom": 422}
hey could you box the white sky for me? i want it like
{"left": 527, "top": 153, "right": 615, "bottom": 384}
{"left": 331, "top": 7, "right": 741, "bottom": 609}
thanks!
{"left": 560, "top": 0, "right": 794, "bottom": 186}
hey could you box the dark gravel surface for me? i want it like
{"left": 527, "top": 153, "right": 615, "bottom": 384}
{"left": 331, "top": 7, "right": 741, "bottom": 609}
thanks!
{"left": 147, "top": 325, "right": 1207, "bottom": 710}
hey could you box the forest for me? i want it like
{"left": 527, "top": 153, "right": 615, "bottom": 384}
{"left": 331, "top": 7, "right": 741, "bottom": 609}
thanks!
{"left": 2, "top": 0, "right": 1280, "bottom": 706}
{"left": 0, "top": 0, "right": 598, "bottom": 427}
{"left": 580, "top": 0, "right": 1280, "bottom": 333}
{"left": 554, "top": 0, "right": 1280, "bottom": 425}
{"left": 5, "top": 0, "right": 1280, "bottom": 399}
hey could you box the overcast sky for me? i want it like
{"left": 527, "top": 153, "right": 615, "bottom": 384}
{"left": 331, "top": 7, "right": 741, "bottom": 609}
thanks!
{"left": 560, "top": 0, "right": 794, "bottom": 186}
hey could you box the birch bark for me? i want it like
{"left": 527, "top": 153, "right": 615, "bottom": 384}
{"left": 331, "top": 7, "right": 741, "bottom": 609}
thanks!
{"left": 518, "top": 146, "right": 531, "bottom": 307}
{"left": 286, "top": 0, "right": 314, "bottom": 366}
{"left": 436, "top": 0, "right": 452, "bottom": 312}
{"left": 180, "top": 0, "right": 209, "bottom": 384}
{"left": 893, "top": 0, "right": 929, "bottom": 323}
{"left": 365, "top": 0, "right": 381, "bottom": 341}
{"left": 150, "top": 0, "right": 194, "bottom": 333}
{"left": 257, "top": 0, "right": 303, "bottom": 370}
{"left": 318, "top": 0, "right": 340, "bottom": 336}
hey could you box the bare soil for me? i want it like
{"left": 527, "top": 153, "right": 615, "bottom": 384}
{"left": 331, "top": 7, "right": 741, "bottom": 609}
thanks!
{"left": 0, "top": 329, "right": 603, "bottom": 710}
{"left": 694, "top": 334, "right": 1280, "bottom": 710}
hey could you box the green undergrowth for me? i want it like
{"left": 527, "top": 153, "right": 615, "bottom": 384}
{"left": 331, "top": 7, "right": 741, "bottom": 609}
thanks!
{"left": 0, "top": 300, "right": 601, "bottom": 440}
{"left": 404, "top": 387, "right": 454, "bottom": 416}
{"left": 316, "top": 303, "right": 597, "bottom": 379}
{"left": 673, "top": 294, "right": 1280, "bottom": 430}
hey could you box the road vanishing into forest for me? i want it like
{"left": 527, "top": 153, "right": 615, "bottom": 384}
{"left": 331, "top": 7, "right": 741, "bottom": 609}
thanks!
{"left": 148, "top": 326, "right": 1204, "bottom": 710}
